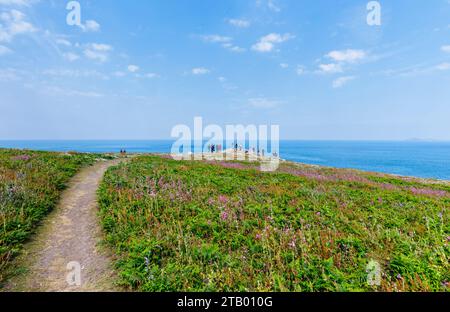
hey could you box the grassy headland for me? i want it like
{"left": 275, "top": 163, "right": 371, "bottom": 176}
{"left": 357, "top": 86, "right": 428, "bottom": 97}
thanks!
{"left": 98, "top": 155, "right": 449, "bottom": 291}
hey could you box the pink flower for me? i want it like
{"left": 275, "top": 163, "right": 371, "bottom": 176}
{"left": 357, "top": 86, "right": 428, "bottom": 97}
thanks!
{"left": 288, "top": 239, "right": 296, "bottom": 249}
{"left": 220, "top": 211, "right": 229, "bottom": 221}
{"left": 12, "top": 155, "right": 31, "bottom": 161}
{"left": 218, "top": 195, "right": 229, "bottom": 204}
{"left": 409, "top": 187, "right": 448, "bottom": 198}
{"left": 255, "top": 233, "right": 262, "bottom": 240}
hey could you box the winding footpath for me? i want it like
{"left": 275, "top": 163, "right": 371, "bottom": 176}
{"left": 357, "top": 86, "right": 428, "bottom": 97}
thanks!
{"left": 4, "top": 159, "right": 121, "bottom": 292}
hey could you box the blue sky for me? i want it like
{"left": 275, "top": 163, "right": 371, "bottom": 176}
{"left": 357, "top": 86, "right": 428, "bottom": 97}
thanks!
{"left": 1, "top": 0, "right": 450, "bottom": 140}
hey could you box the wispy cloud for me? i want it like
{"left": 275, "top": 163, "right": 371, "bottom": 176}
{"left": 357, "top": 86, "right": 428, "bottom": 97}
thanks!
{"left": 228, "top": 19, "right": 250, "bottom": 28}
{"left": 192, "top": 67, "right": 210, "bottom": 75}
{"left": 201, "top": 35, "right": 232, "bottom": 43}
{"left": 317, "top": 63, "right": 343, "bottom": 74}
{"left": 0, "top": 44, "right": 12, "bottom": 55}
{"left": 200, "top": 34, "right": 245, "bottom": 53}
{"left": 62, "top": 52, "right": 79, "bottom": 62}
{"left": 296, "top": 65, "right": 306, "bottom": 75}
{"left": 0, "top": 0, "right": 37, "bottom": 7}
{"left": 252, "top": 33, "right": 294, "bottom": 53}
{"left": 315, "top": 49, "right": 367, "bottom": 74}
{"left": 435, "top": 62, "right": 450, "bottom": 71}
{"left": 0, "top": 68, "right": 21, "bottom": 81}
{"left": 222, "top": 42, "right": 246, "bottom": 53}
{"left": 83, "top": 43, "right": 113, "bottom": 62}
{"left": 248, "top": 97, "right": 281, "bottom": 109}
{"left": 332, "top": 76, "right": 355, "bottom": 88}
{"left": 41, "top": 85, "right": 104, "bottom": 98}
{"left": 256, "top": 0, "right": 281, "bottom": 12}
{"left": 0, "top": 9, "right": 37, "bottom": 43}
{"left": 127, "top": 64, "right": 140, "bottom": 73}
{"left": 79, "top": 20, "right": 101, "bottom": 33}
{"left": 56, "top": 38, "right": 72, "bottom": 47}
{"left": 42, "top": 69, "right": 109, "bottom": 80}
{"left": 441, "top": 45, "right": 450, "bottom": 53}
{"left": 326, "top": 49, "right": 367, "bottom": 63}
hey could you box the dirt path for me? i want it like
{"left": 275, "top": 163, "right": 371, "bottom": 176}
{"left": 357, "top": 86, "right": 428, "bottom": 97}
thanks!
{"left": 3, "top": 159, "right": 122, "bottom": 292}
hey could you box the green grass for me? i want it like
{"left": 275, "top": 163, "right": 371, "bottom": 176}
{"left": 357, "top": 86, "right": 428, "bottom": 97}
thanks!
{"left": 0, "top": 149, "right": 108, "bottom": 282}
{"left": 98, "top": 155, "right": 449, "bottom": 292}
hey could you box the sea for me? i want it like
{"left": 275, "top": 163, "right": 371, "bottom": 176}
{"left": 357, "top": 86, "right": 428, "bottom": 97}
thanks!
{"left": 1, "top": 140, "right": 449, "bottom": 181}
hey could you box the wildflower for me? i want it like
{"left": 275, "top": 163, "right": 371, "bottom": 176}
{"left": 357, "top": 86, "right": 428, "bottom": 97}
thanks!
{"left": 255, "top": 233, "right": 262, "bottom": 240}
{"left": 410, "top": 187, "right": 447, "bottom": 198}
{"left": 288, "top": 238, "right": 296, "bottom": 249}
{"left": 12, "top": 155, "right": 31, "bottom": 162}
{"left": 396, "top": 274, "right": 402, "bottom": 280}
{"left": 220, "top": 211, "right": 229, "bottom": 221}
{"left": 218, "top": 195, "right": 228, "bottom": 204}
{"left": 316, "top": 212, "right": 321, "bottom": 216}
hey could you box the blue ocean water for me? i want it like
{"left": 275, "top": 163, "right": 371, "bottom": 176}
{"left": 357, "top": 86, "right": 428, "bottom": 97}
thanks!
{"left": 1, "top": 140, "right": 449, "bottom": 180}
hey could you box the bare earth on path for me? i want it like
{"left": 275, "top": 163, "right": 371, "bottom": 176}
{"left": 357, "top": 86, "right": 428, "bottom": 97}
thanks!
{"left": 3, "top": 159, "right": 122, "bottom": 292}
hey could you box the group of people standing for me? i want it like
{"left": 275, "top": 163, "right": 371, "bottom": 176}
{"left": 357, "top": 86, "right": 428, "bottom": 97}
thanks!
{"left": 206, "top": 143, "right": 270, "bottom": 158}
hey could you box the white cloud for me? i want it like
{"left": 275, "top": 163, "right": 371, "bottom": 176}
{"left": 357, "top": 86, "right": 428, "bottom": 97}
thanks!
{"left": 42, "top": 85, "right": 104, "bottom": 98}
{"left": 113, "top": 71, "right": 126, "bottom": 77}
{"left": 88, "top": 43, "right": 112, "bottom": 52}
{"left": 143, "top": 73, "right": 158, "bottom": 78}
{"left": 200, "top": 34, "right": 246, "bottom": 53}
{"left": 228, "top": 19, "right": 250, "bottom": 28}
{"left": 63, "top": 52, "right": 79, "bottom": 62}
{"left": 441, "top": 45, "right": 450, "bottom": 53}
{"left": 252, "top": 33, "right": 294, "bottom": 52}
{"left": 192, "top": 67, "right": 210, "bottom": 75}
{"left": 296, "top": 65, "right": 306, "bottom": 75}
{"left": 127, "top": 65, "right": 140, "bottom": 73}
{"left": 136, "top": 72, "right": 159, "bottom": 79}
{"left": 332, "top": 76, "right": 355, "bottom": 88}
{"left": 280, "top": 63, "right": 289, "bottom": 69}
{"left": 0, "top": 0, "right": 36, "bottom": 6}
{"left": 0, "top": 68, "right": 20, "bottom": 81}
{"left": 222, "top": 42, "right": 246, "bottom": 53}
{"left": 83, "top": 43, "right": 112, "bottom": 62}
{"left": 248, "top": 97, "right": 280, "bottom": 109}
{"left": 0, "top": 9, "right": 36, "bottom": 42}
{"left": 435, "top": 63, "right": 450, "bottom": 71}
{"left": 201, "top": 35, "right": 232, "bottom": 43}
{"left": 42, "top": 69, "right": 109, "bottom": 80}
{"left": 0, "top": 44, "right": 12, "bottom": 55}
{"left": 56, "top": 38, "right": 72, "bottom": 47}
{"left": 317, "top": 63, "right": 343, "bottom": 74}
{"left": 79, "top": 20, "right": 100, "bottom": 32}
{"left": 267, "top": 0, "right": 281, "bottom": 12}
{"left": 327, "top": 49, "right": 366, "bottom": 63}
{"left": 84, "top": 49, "right": 108, "bottom": 62}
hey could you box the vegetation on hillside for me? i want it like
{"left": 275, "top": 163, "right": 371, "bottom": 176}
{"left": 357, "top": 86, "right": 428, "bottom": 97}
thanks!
{"left": 0, "top": 149, "right": 107, "bottom": 282}
{"left": 98, "top": 155, "right": 449, "bottom": 291}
